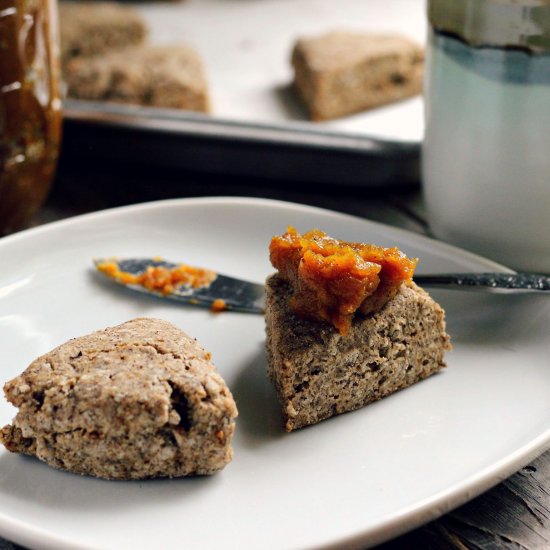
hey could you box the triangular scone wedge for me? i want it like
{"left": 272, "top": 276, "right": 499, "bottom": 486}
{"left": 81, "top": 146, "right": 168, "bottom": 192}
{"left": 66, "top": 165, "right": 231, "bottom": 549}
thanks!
{"left": 292, "top": 32, "right": 424, "bottom": 120}
{"left": 265, "top": 275, "right": 451, "bottom": 431}
{"left": 1, "top": 318, "right": 237, "bottom": 479}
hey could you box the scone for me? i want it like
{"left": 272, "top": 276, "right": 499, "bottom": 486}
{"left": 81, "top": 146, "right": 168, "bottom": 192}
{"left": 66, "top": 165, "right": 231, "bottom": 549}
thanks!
{"left": 59, "top": 2, "right": 147, "bottom": 64}
{"left": 0, "top": 318, "right": 237, "bottom": 479}
{"left": 65, "top": 45, "right": 210, "bottom": 112}
{"left": 291, "top": 31, "right": 424, "bottom": 121}
{"left": 265, "top": 228, "right": 451, "bottom": 431}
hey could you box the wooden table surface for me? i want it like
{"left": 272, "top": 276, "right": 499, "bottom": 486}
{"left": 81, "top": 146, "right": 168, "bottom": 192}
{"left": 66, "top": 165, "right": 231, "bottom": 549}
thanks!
{"left": 1, "top": 161, "right": 548, "bottom": 550}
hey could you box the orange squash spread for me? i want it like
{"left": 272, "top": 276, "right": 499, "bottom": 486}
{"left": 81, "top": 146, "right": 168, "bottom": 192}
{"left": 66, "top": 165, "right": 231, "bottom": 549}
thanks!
{"left": 97, "top": 261, "right": 217, "bottom": 296}
{"left": 210, "top": 298, "right": 228, "bottom": 313}
{"left": 269, "top": 227, "right": 417, "bottom": 335}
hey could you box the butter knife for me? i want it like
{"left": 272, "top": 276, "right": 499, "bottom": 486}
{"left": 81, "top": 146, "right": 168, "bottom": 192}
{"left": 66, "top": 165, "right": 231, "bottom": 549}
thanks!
{"left": 94, "top": 258, "right": 550, "bottom": 314}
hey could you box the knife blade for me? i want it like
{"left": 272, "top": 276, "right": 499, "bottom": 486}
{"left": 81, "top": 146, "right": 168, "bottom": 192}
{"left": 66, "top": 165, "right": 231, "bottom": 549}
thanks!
{"left": 94, "top": 258, "right": 266, "bottom": 313}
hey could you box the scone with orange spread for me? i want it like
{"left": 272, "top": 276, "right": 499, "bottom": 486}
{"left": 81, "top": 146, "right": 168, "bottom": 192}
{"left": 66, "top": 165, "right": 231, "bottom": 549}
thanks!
{"left": 265, "top": 227, "right": 451, "bottom": 431}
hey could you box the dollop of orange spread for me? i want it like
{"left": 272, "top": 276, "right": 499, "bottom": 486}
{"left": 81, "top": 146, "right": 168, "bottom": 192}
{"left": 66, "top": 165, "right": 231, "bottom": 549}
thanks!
{"left": 269, "top": 227, "right": 417, "bottom": 335}
{"left": 97, "top": 261, "right": 217, "bottom": 296}
{"left": 210, "top": 298, "right": 228, "bottom": 312}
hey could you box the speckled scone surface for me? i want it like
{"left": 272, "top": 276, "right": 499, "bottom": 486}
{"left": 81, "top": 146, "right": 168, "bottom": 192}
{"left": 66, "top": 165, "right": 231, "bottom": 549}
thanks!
{"left": 59, "top": 2, "right": 147, "bottom": 64}
{"left": 292, "top": 31, "right": 424, "bottom": 121}
{"left": 65, "top": 45, "right": 210, "bottom": 112}
{"left": 0, "top": 318, "right": 237, "bottom": 479}
{"left": 265, "top": 275, "right": 451, "bottom": 431}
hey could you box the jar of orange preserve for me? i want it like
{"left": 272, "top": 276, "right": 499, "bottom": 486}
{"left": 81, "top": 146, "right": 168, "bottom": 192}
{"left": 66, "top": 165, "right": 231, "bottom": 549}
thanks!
{"left": 0, "top": 0, "right": 62, "bottom": 235}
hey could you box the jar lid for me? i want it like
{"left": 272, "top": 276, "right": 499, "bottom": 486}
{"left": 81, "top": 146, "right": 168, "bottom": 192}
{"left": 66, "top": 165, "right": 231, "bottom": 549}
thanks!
{"left": 428, "top": 0, "right": 550, "bottom": 52}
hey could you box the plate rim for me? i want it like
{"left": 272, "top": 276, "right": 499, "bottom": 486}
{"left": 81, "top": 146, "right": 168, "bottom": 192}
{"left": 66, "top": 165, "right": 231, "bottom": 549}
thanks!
{"left": 0, "top": 196, "right": 512, "bottom": 274}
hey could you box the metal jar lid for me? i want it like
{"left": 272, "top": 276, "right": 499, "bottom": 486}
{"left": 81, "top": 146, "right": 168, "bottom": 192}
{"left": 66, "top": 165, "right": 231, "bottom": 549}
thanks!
{"left": 428, "top": 0, "right": 550, "bottom": 52}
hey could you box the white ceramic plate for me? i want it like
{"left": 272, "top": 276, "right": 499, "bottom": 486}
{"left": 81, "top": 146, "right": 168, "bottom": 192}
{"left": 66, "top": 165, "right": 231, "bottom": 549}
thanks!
{"left": 139, "top": 0, "right": 425, "bottom": 143}
{"left": 0, "top": 197, "right": 549, "bottom": 550}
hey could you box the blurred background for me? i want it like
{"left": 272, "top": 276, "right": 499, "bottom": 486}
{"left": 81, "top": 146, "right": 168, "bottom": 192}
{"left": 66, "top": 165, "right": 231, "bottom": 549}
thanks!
{"left": 4, "top": 0, "right": 428, "bottom": 236}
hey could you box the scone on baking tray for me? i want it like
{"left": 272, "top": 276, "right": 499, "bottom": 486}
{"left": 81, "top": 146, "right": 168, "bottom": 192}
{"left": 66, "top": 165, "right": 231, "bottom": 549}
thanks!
{"left": 0, "top": 318, "right": 237, "bottom": 480}
{"left": 64, "top": 45, "right": 210, "bottom": 112}
{"left": 265, "top": 227, "right": 451, "bottom": 432}
{"left": 59, "top": 2, "right": 147, "bottom": 64}
{"left": 291, "top": 31, "right": 424, "bottom": 121}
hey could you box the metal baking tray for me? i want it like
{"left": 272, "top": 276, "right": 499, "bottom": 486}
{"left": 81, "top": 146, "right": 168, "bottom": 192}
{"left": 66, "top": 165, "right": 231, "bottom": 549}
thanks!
{"left": 62, "top": 101, "right": 421, "bottom": 187}
{"left": 61, "top": 0, "right": 426, "bottom": 187}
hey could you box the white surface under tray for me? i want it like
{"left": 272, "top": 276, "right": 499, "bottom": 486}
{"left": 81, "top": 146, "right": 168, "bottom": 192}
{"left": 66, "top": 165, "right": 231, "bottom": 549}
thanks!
{"left": 138, "top": 0, "right": 426, "bottom": 143}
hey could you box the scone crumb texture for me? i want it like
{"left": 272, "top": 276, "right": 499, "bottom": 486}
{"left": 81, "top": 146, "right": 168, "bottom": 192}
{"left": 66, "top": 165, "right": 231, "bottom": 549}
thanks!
{"left": 292, "top": 31, "right": 424, "bottom": 120}
{"left": 0, "top": 318, "right": 238, "bottom": 479}
{"left": 265, "top": 275, "right": 451, "bottom": 431}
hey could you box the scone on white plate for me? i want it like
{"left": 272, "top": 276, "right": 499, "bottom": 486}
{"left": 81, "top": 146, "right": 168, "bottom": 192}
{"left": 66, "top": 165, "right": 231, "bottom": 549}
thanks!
{"left": 265, "top": 227, "right": 451, "bottom": 431}
{"left": 1, "top": 318, "right": 237, "bottom": 479}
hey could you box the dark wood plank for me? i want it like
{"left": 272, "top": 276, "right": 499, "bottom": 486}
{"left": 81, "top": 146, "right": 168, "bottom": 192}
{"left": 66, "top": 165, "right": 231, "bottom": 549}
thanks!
{"left": 378, "top": 450, "right": 550, "bottom": 549}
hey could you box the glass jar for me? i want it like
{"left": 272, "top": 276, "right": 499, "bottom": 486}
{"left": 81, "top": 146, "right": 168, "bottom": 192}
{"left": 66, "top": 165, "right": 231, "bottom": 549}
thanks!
{"left": 0, "top": 0, "right": 62, "bottom": 235}
{"left": 422, "top": 0, "right": 550, "bottom": 272}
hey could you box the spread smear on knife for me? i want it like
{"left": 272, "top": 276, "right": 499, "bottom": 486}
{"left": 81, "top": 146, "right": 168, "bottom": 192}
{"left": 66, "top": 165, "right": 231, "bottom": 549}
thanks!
{"left": 95, "top": 258, "right": 265, "bottom": 314}
{"left": 97, "top": 259, "right": 217, "bottom": 295}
